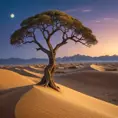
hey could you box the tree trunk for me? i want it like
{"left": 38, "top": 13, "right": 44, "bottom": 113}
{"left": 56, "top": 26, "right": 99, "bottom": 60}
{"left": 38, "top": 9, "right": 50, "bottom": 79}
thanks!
{"left": 37, "top": 53, "right": 59, "bottom": 91}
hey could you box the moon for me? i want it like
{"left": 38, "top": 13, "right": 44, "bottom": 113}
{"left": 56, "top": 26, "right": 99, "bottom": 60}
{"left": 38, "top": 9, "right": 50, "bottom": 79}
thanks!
{"left": 10, "top": 13, "right": 15, "bottom": 18}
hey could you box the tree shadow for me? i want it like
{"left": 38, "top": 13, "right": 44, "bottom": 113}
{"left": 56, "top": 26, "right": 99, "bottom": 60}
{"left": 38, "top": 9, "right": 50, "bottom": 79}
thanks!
{"left": 0, "top": 85, "right": 34, "bottom": 118}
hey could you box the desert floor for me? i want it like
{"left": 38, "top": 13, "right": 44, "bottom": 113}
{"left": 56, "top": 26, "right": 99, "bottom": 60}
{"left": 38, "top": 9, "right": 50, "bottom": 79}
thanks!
{"left": 0, "top": 62, "right": 118, "bottom": 118}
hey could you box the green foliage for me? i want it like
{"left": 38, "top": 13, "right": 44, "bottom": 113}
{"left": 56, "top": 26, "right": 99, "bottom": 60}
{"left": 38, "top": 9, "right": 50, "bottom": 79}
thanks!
{"left": 10, "top": 10, "right": 98, "bottom": 46}
{"left": 10, "top": 27, "right": 31, "bottom": 45}
{"left": 10, "top": 28, "right": 25, "bottom": 45}
{"left": 20, "top": 10, "right": 83, "bottom": 29}
{"left": 81, "top": 27, "right": 98, "bottom": 45}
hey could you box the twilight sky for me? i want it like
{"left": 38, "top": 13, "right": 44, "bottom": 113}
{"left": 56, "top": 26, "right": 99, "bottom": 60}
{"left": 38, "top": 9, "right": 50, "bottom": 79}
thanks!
{"left": 1, "top": 0, "right": 118, "bottom": 59}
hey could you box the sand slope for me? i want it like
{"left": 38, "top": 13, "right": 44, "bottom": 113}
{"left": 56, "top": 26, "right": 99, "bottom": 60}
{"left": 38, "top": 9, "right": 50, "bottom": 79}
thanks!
{"left": 55, "top": 71, "right": 118, "bottom": 105}
{"left": 0, "top": 69, "right": 34, "bottom": 90}
{"left": 23, "top": 69, "right": 43, "bottom": 78}
{"left": 90, "top": 64, "right": 117, "bottom": 72}
{"left": 90, "top": 64, "right": 105, "bottom": 71}
{"left": 0, "top": 85, "right": 33, "bottom": 118}
{"left": 15, "top": 85, "right": 118, "bottom": 118}
{"left": 1, "top": 65, "right": 118, "bottom": 118}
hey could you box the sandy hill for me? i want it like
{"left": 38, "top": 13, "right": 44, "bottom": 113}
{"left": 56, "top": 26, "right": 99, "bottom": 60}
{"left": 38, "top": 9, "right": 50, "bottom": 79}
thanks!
{"left": 0, "top": 64, "right": 118, "bottom": 118}
{"left": 15, "top": 85, "right": 118, "bottom": 118}
{"left": 0, "top": 69, "right": 34, "bottom": 90}
{"left": 55, "top": 71, "right": 118, "bottom": 105}
{"left": 90, "top": 64, "right": 117, "bottom": 71}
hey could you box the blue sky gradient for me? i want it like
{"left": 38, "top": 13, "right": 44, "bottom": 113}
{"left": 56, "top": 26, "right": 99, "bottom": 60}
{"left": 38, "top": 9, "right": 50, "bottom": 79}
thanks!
{"left": 1, "top": 0, "right": 118, "bottom": 59}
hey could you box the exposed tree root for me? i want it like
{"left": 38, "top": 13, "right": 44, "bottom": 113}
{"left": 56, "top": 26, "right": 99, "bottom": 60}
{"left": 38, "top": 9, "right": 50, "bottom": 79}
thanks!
{"left": 37, "top": 77, "right": 60, "bottom": 92}
{"left": 36, "top": 57, "right": 60, "bottom": 92}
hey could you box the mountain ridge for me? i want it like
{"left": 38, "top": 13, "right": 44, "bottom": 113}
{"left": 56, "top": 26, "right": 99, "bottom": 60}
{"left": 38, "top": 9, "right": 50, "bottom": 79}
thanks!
{"left": 0, "top": 54, "right": 118, "bottom": 65}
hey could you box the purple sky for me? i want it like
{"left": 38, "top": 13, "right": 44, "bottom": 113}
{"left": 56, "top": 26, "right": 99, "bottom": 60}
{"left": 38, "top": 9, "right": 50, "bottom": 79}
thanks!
{"left": 1, "top": 0, "right": 118, "bottom": 59}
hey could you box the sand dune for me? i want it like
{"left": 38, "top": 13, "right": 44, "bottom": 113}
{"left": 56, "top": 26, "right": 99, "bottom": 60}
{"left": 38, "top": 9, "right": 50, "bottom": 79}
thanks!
{"left": 0, "top": 85, "right": 33, "bottom": 118}
{"left": 23, "top": 69, "right": 43, "bottom": 78}
{"left": 90, "top": 64, "right": 117, "bottom": 71}
{"left": 29, "top": 65, "right": 44, "bottom": 70}
{"left": 15, "top": 85, "right": 118, "bottom": 118}
{"left": 0, "top": 69, "right": 34, "bottom": 90}
{"left": 25, "top": 66, "right": 44, "bottom": 73}
{"left": 1, "top": 63, "right": 118, "bottom": 118}
{"left": 7, "top": 67, "right": 40, "bottom": 78}
{"left": 55, "top": 71, "right": 118, "bottom": 105}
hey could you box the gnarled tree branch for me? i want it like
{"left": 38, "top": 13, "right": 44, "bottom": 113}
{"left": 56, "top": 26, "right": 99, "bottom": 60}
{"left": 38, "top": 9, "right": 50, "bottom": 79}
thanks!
{"left": 70, "top": 35, "right": 90, "bottom": 47}
{"left": 39, "top": 24, "right": 54, "bottom": 52}
{"left": 54, "top": 40, "right": 68, "bottom": 52}
{"left": 32, "top": 32, "right": 49, "bottom": 54}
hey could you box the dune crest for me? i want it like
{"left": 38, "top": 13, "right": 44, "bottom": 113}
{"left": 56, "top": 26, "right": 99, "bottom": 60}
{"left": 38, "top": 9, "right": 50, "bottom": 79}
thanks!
{"left": 90, "top": 64, "right": 106, "bottom": 71}
{"left": 23, "top": 69, "right": 43, "bottom": 77}
{"left": 0, "top": 69, "right": 34, "bottom": 90}
{"left": 15, "top": 85, "right": 118, "bottom": 118}
{"left": 90, "top": 64, "right": 117, "bottom": 72}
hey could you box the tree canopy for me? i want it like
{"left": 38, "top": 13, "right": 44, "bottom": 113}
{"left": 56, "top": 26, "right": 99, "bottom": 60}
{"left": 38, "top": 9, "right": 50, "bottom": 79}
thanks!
{"left": 10, "top": 10, "right": 97, "bottom": 49}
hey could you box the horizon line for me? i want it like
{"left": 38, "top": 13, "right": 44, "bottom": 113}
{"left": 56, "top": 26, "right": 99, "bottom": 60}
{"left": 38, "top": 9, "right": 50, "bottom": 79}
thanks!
{"left": 0, "top": 54, "right": 118, "bottom": 60}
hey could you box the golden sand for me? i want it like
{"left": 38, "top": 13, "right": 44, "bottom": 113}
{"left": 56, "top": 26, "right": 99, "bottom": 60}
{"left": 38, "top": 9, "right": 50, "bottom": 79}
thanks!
{"left": 15, "top": 85, "right": 118, "bottom": 118}
{"left": 0, "top": 69, "right": 34, "bottom": 90}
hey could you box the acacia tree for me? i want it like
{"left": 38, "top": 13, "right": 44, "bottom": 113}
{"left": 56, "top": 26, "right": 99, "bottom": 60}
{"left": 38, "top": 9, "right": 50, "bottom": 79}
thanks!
{"left": 10, "top": 10, "right": 98, "bottom": 91}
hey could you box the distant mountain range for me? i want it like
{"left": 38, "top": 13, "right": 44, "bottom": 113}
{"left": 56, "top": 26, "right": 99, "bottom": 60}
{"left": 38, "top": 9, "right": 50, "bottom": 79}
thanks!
{"left": 57, "top": 54, "right": 118, "bottom": 62}
{"left": 0, "top": 54, "right": 118, "bottom": 65}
